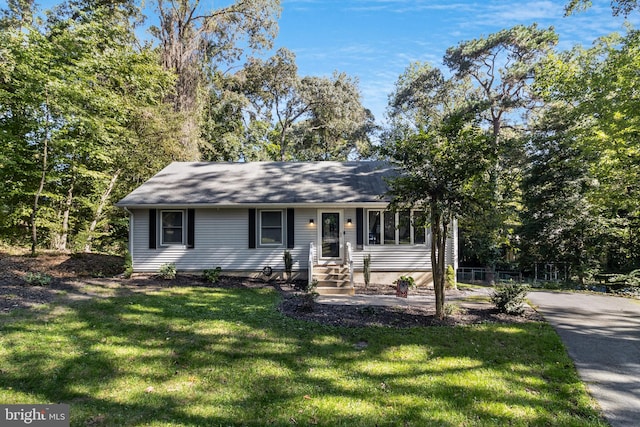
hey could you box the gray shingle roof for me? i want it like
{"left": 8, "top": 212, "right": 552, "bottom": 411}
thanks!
{"left": 116, "top": 161, "right": 396, "bottom": 207}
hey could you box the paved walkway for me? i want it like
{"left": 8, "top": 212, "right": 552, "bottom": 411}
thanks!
{"left": 528, "top": 292, "right": 640, "bottom": 427}
{"left": 317, "top": 287, "right": 493, "bottom": 307}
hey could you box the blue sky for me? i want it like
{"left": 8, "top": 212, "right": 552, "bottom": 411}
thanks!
{"left": 16, "top": 0, "right": 638, "bottom": 123}
{"left": 271, "top": 0, "right": 636, "bottom": 123}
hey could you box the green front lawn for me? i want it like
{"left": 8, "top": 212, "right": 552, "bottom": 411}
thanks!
{"left": 0, "top": 286, "right": 606, "bottom": 426}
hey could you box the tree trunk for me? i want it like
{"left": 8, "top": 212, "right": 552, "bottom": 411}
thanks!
{"left": 84, "top": 170, "right": 121, "bottom": 253}
{"left": 431, "top": 203, "right": 449, "bottom": 320}
{"left": 30, "top": 93, "right": 51, "bottom": 257}
{"left": 52, "top": 180, "right": 74, "bottom": 251}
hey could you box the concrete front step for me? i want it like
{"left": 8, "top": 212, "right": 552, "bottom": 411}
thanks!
{"left": 312, "top": 264, "right": 353, "bottom": 295}
{"left": 316, "top": 286, "right": 355, "bottom": 296}
{"left": 315, "top": 279, "right": 350, "bottom": 287}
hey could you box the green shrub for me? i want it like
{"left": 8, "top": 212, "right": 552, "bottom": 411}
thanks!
{"left": 444, "top": 302, "right": 461, "bottom": 316}
{"left": 363, "top": 254, "right": 371, "bottom": 288}
{"left": 159, "top": 263, "right": 177, "bottom": 280}
{"left": 123, "top": 252, "right": 133, "bottom": 279}
{"left": 203, "top": 267, "right": 222, "bottom": 284}
{"left": 283, "top": 250, "right": 293, "bottom": 281}
{"left": 491, "top": 283, "right": 530, "bottom": 315}
{"left": 446, "top": 265, "right": 457, "bottom": 289}
{"left": 24, "top": 271, "right": 52, "bottom": 286}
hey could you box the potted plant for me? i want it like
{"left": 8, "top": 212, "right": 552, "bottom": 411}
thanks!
{"left": 394, "top": 275, "right": 415, "bottom": 298}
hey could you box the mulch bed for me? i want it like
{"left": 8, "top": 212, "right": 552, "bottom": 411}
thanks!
{"left": 0, "top": 251, "right": 542, "bottom": 326}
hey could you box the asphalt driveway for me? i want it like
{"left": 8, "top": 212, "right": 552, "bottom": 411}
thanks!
{"left": 527, "top": 291, "right": 640, "bottom": 427}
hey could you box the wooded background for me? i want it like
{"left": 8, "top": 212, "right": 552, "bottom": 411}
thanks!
{"left": 1, "top": 0, "right": 638, "bottom": 283}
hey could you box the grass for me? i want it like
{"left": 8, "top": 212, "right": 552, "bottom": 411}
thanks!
{"left": 0, "top": 286, "right": 607, "bottom": 426}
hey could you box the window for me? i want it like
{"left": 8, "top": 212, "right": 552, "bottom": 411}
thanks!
{"left": 384, "top": 211, "right": 395, "bottom": 244}
{"left": 260, "top": 210, "right": 283, "bottom": 245}
{"left": 367, "top": 210, "right": 428, "bottom": 246}
{"left": 414, "top": 211, "right": 427, "bottom": 244}
{"left": 368, "top": 210, "right": 381, "bottom": 244}
{"left": 398, "top": 210, "right": 411, "bottom": 244}
{"left": 161, "top": 210, "right": 184, "bottom": 245}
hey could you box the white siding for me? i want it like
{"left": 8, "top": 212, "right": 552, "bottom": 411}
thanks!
{"left": 352, "top": 245, "right": 431, "bottom": 271}
{"left": 132, "top": 208, "right": 316, "bottom": 273}
{"left": 130, "top": 207, "right": 457, "bottom": 274}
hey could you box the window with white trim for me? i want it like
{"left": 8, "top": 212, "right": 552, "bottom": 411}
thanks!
{"left": 161, "top": 210, "right": 184, "bottom": 245}
{"left": 367, "top": 210, "right": 428, "bottom": 245}
{"left": 260, "top": 210, "right": 283, "bottom": 246}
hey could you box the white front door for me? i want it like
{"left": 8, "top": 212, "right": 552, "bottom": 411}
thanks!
{"left": 318, "top": 210, "right": 344, "bottom": 262}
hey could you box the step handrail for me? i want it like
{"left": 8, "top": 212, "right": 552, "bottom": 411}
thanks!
{"left": 346, "top": 242, "right": 354, "bottom": 286}
{"left": 308, "top": 241, "right": 316, "bottom": 287}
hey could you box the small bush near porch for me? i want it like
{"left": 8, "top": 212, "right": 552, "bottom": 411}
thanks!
{"left": 0, "top": 286, "right": 606, "bottom": 426}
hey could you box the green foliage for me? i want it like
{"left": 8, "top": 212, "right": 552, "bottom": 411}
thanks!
{"left": 394, "top": 275, "right": 416, "bottom": 289}
{"left": 203, "top": 267, "right": 222, "bottom": 284}
{"left": 444, "top": 302, "right": 461, "bottom": 316}
{"left": 564, "top": 0, "right": 639, "bottom": 16}
{"left": 283, "top": 250, "right": 293, "bottom": 277}
{"left": 159, "top": 263, "right": 177, "bottom": 280}
{"left": 384, "top": 62, "right": 492, "bottom": 318}
{"left": 24, "top": 271, "right": 52, "bottom": 286}
{"left": 0, "top": 1, "right": 180, "bottom": 253}
{"left": 122, "top": 252, "right": 133, "bottom": 279}
{"left": 446, "top": 265, "right": 457, "bottom": 289}
{"left": 491, "top": 283, "right": 530, "bottom": 315}
{"left": 363, "top": 253, "right": 371, "bottom": 288}
{"left": 443, "top": 24, "right": 558, "bottom": 268}
{"left": 242, "top": 48, "right": 372, "bottom": 161}
{"left": 526, "top": 28, "right": 640, "bottom": 276}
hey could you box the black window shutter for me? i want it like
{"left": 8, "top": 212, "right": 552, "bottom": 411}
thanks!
{"left": 287, "top": 208, "right": 295, "bottom": 249}
{"left": 356, "top": 208, "right": 364, "bottom": 248}
{"left": 149, "top": 209, "right": 157, "bottom": 249}
{"left": 187, "top": 209, "right": 195, "bottom": 249}
{"left": 248, "top": 209, "right": 256, "bottom": 249}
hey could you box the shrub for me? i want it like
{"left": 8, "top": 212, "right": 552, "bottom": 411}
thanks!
{"left": 24, "top": 271, "right": 52, "bottom": 286}
{"left": 363, "top": 254, "right": 371, "bottom": 288}
{"left": 446, "top": 265, "right": 457, "bottom": 289}
{"left": 203, "top": 267, "right": 222, "bottom": 284}
{"left": 159, "top": 263, "right": 177, "bottom": 280}
{"left": 283, "top": 250, "right": 293, "bottom": 281}
{"left": 123, "top": 252, "right": 133, "bottom": 279}
{"left": 491, "top": 283, "right": 530, "bottom": 315}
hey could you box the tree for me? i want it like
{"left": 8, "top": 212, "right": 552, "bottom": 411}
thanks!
{"left": 383, "top": 64, "right": 491, "bottom": 319}
{"left": 520, "top": 106, "right": 602, "bottom": 283}
{"left": 0, "top": 0, "right": 180, "bottom": 253}
{"left": 565, "top": 0, "right": 639, "bottom": 16}
{"left": 242, "top": 48, "right": 372, "bottom": 161}
{"left": 443, "top": 24, "right": 558, "bottom": 270}
{"left": 151, "top": 0, "right": 281, "bottom": 159}
{"left": 527, "top": 29, "right": 640, "bottom": 275}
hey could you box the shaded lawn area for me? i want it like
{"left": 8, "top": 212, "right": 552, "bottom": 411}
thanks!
{"left": 0, "top": 287, "right": 606, "bottom": 426}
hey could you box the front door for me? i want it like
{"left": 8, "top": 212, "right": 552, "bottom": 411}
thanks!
{"left": 319, "top": 211, "right": 343, "bottom": 261}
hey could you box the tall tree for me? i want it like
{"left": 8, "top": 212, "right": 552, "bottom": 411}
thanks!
{"left": 528, "top": 29, "right": 640, "bottom": 275}
{"left": 384, "top": 63, "right": 491, "bottom": 319}
{"left": 443, "top": 24, "right": 558, "bottom": 271}
{"left": 520, "top": 106, "right": 602, "bottom": 283}
{"left": 0, "top": 0, "right": 179, "bottom": 253}
{"left": 242, "top": 48, "right": 372, "bottom": 161}
{"left": 565, "top": 0, "right": 639, "bottom": 16}
{"left": 151, "top": 0, "right": 281, "bottom": 159}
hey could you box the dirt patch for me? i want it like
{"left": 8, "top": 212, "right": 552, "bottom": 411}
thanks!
{"left": 0, "top": 251, "right": 542, "bottom": 326}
